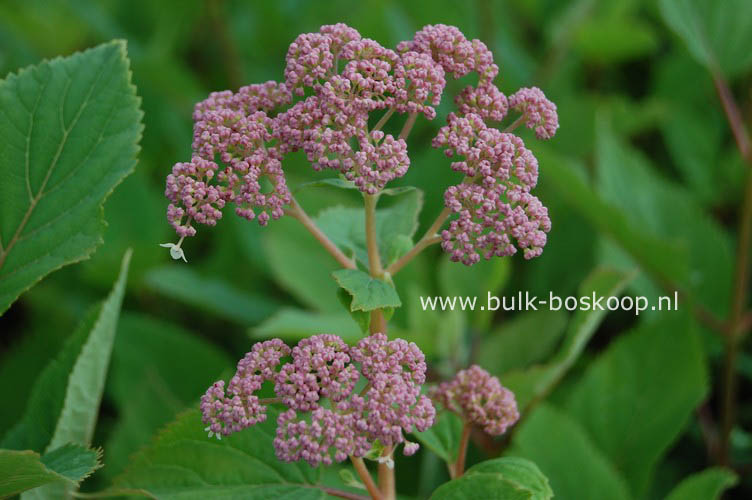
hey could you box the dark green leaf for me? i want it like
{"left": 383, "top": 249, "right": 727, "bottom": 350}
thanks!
{"left": 0, "top": 445, "right": 101, "bottom": 498}
{"left": 413, "top": 411, "right": 464, "bottom": 464}
{"left": 144, "top": 265, "right": 278, "bottom": 325}
{"left": 0, "top": 41, "right": 142, "bottom": 314}
{"left": 2, "top": 250, "right": 131, "bottom": 453}
{"left": 502, "top": 268, "right": 633, "bottom": 410}
{"left": 114, "top": 409, "right": 329, "bottom": 499}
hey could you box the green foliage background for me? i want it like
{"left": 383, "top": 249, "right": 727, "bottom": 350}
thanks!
{"left": 0, "top": 0, "right": 750, "bottom": 498}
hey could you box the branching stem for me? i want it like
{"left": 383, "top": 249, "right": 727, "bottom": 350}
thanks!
{"left": 285, "top": 197, "right": 356, "bottom": 270}
{"left": 351, "top": 457, "right": 383, "bottom": 500}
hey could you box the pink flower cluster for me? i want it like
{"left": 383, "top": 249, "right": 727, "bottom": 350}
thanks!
{"left": 164, "top": 22, "right": 559, "bottom": 267}
{"left": 275, "top": 24, "right": 448, "bottom": 194}
{"left": 433, "top": 113, "right": 551, "bottom": 264}
{"left": 431, "top": 365, "right": 519, "bottom": 436}
{"left": 165, "top": 81, "right": 293, "bottom": 237}
{"left": 200, "top": 333, "right": 435, "bottom": 467}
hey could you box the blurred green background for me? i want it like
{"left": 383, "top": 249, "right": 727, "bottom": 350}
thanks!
{"left": 1, "top": 0, "right": 750, "bottom": 498}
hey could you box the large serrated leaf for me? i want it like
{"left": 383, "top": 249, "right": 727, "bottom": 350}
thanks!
{"left": 0, "top": 444, "right": 101, "bottom": 499}
{"left": 0, "top": 40, "right": 143, "bottom": 314}
{"left": 114, "top": 409, "right": 339, "bottom": 499}
{"left": 332, "top": 268, "right": 402, "bottom": 312}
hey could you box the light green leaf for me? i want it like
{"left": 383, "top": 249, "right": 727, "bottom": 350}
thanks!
{"left": 0, "top": 40, "right": 143, "bottom": 314}
{"left": 430, "top": 457, "right": 553, "bottom": 500}
{"left": 509, "top": 404, "right": 631, "bottom": 500}
{"left": 144, "top": 265, "right": 278, "bottom": 325}
{"left": 252, "top": 306, "right": 362, "bottom": 342}
{"left": 2, "top": 250, "right": 131, "bottom": 453}
{"left": 502, "top": 268, "right": 633, "bottom": 410}
{"left": 660, "top": 0, "right": 752, "bottom": 78}
{"left": 478, "top": 310, "right": 567, "bottom": 377}
{"left": 664, "top": 467, "right": 738, "bottom": 500}
{"left": 413, "top": 411, "right": 464, "bottom": 464}
{"left": 114, "top": 409, "right": 331, "bottom": 499}
{"left": 315, "top": 187, "right": 423, "bottom": 267}
{"left": 332, "top": 269, "right": 401, "bottom": 312}
{"left": 566, "top": 312, "right": 707, "bottom": 497}
{"left": 264, "top": 216, "right": 342, "bottom": 312}
{"left": 438, "top": 255, "right": 511, "bottom": 330}
{"left": 295, "top": 177, "right": 357, "bottom": 192}
{"left": 0, "top": 445, "right": 101, "bottom": 499}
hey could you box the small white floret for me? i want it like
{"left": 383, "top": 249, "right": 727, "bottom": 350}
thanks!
{"left": 160, "top": 243, "right": 187, "bottom": 262}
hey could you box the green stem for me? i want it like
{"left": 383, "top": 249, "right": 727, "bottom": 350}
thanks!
{"left": 387, "top": 207, "right": 451, "bottom": 275}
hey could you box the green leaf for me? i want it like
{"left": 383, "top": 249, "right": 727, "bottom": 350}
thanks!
{"left": 0, "top": 445, "right": 101, "bottom": 498}
{"left": 540, "top": 147, "right": 689, "bottom": 290}
{"left": 413, "top": 411, "right": 464, "bottom": 464}
{"left": 660, "top": 0, "right": 752, "bottom": 78}
{"left": 2, "top": 250, "right": 131, "bottom": 453}
{"left": 664, "top": 467, "right": 738, "bottom": 500}
{"left": 573, "top": 18, "right": 658, "bottom": 63}
{"left": 264, "top": 216, "right": 342, "bottom": 312}
{"left": 144, "top": 265, "right": 278, "bottom": 325}
{"left": 438, "top": 255, "right": 511, "bottom": 330}
{"left": 430, "top": 457, "right": 553, "bottom": 500}
{"left": 502, "top": 268, "right": 633, "bottom": 410}
{"left": 104, "top": 313, "right": 232, "bottom": 479}
{"left": 114, "top": 409, "right": 330, "bottom": 499}
{"left": 315, "top": 187, "right": 423, "bottom": 267}
{"left": 252, "top": 306, "right": 362, "bottom": 342}
{"left": 0, "top": 40, "right": 143, "bottom": 314}
{"left": 336, "top": 288, "right": 371, "bottom": 334}
{"left": 509, "top": 404, "right": 631, "bottom": 500}
{"left": 295, "top": 177, "right": 357, "bottom": 192}
{"left": 566, "top": 312, "right": 707, "bottom": 496}
{"left": 595, "top": 121, "right": 733, "bottom": 317}
{"left": 477, "top": 310, "right": 568, "bottom": 377}
{"left": 332, "top": 269, "right": 401, "bottom": 312}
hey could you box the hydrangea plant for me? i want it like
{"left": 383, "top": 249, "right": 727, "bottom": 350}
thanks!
{"left": 161, "top": 23, "right": 558, "bottom": 500}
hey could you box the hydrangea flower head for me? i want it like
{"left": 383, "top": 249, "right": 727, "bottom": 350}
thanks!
{"left": 163, "top": 22, "right": 558, "bottom": 268}
{"left": 431, "top": 365, "right": 519, "bottom": 436}
{"left": 200, "top": 333, "right": 435, "bottom": 467}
